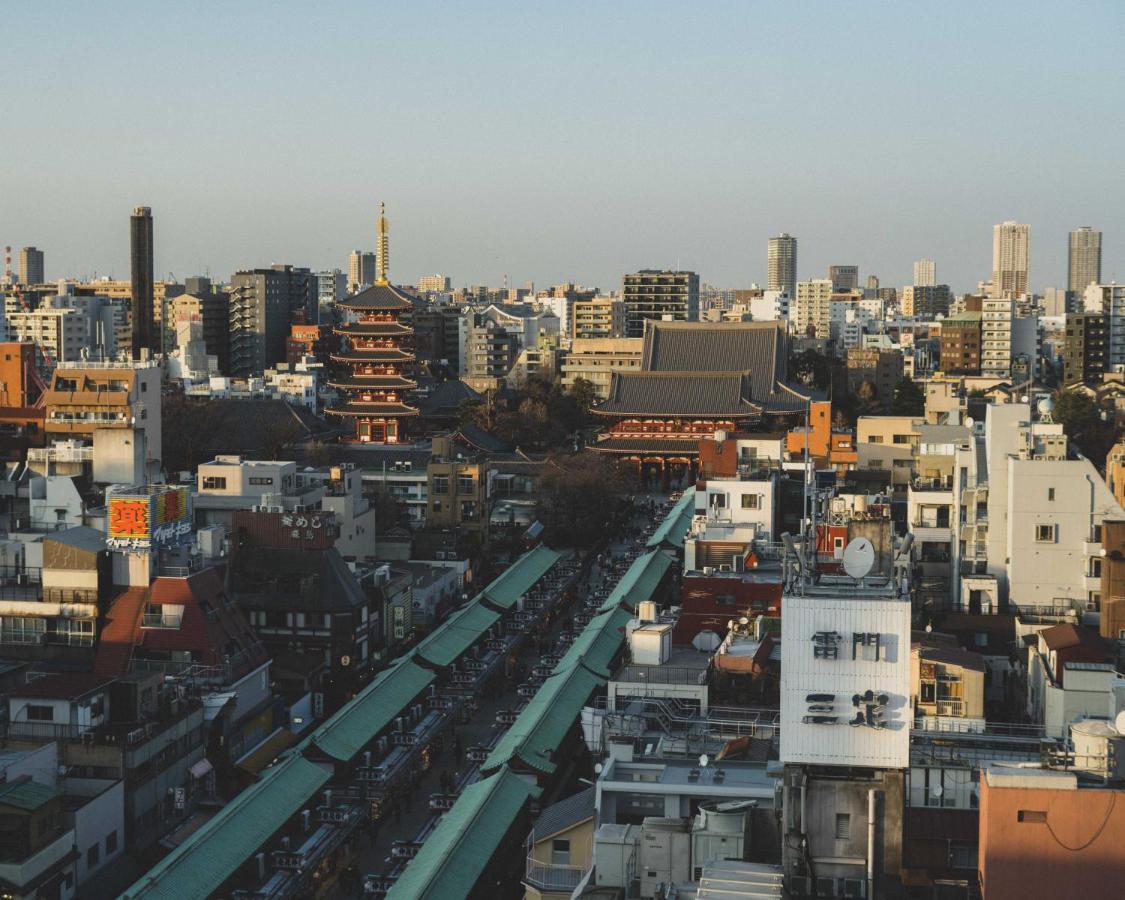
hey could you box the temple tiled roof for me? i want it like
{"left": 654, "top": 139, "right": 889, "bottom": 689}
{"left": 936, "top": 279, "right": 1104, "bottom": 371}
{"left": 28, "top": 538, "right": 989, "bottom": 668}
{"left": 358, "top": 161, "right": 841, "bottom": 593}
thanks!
{"left": 333, "top": 321, "right": 413, "bottom": 336}
{"left": 325, "top": 402, "right": 419, "bottom": 417}
{"left": 337, "top": 282, "right": 416, "bottom": 311}
{"left": 330, "top": 348, "right": 415, "bottom": 363}
{"left": 326, "top": 374, "right": 417, "bottom": 391}
{"left": 593, "top": 371, "right": 762, "bottom": 418}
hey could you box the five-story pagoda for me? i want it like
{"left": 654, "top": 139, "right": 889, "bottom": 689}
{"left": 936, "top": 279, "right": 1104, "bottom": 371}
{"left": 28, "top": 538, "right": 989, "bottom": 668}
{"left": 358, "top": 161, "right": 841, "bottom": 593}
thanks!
{"left": 326, "top": 203, "right": 418, "bottom": 443}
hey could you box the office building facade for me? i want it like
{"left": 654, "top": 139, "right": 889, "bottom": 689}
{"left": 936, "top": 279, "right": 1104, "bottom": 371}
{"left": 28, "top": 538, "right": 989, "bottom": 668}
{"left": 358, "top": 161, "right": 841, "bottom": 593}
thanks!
{"left": 794, "top": 279, "right": 833, "bottom": 339}
{"left": 1062, "top": 312, "right": 1106, "bottom": 386}
{"left": 621, "top": 270, "right": 699, "bottom": 337}
{"left": 18, "top": 246, "right": 44, "bottom": 285}
{"left": 767, "top": 233, "right": 797, "bottom": 297}
{"left": 828, "top": 265, "right": 858, "bottom": 292}
{"left": 1068, "top": 227, "right": 1102, "bottom": 295}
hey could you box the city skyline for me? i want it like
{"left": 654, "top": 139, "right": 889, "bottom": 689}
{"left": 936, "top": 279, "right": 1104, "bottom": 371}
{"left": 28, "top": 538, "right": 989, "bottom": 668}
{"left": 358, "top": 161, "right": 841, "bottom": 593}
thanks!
{"left": 5, "top": 2, "right": 1124, "bottom": 291}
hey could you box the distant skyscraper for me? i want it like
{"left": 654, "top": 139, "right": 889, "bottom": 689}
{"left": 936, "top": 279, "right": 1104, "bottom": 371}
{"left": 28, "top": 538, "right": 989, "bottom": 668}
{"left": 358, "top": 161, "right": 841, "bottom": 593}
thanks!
{"left": 767, "top": 234, "right": 797, "bottom": 298}
{"left": 347, "top": 250, "right": 376, "bottom": 294}
{"left": 18, "top": 247, "right": 44, "bottom": 285}
{"left": 913, "top": 258, "right": 936, "bottom": 287}
{"left": 991, "top": 221, "right": 1030, "bottom": 296}
{"left": 828, "top": 265, "right": 858, "bottom": 292}
{"left": 1068, "top": 227, "right": 1102, "bottom": 295}
{"left": 418, "top": 274, "right": 452, "bottom": 293}
{"left": 130, "top": 206, "right": 154, "bottom": 357}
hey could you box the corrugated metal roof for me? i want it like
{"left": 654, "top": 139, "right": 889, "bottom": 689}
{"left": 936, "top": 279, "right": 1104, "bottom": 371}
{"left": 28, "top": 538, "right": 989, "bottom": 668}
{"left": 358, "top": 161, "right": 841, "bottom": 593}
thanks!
{"left": 483, "top": 665, "right": 606, "bottom": 775}
{"left": 310, "top": 659, "right": 435, "bottom": 761}
{"left": 385, "top": 769, "right": 540, "bottom": 899}
{"left": 479, "top": 545, "right": 562, "bottom": 610}
{"left": 647, "top": 488, "right": 697, "bottom": 549}
{"left": 0, "top": 778, "right": 59, "bottom": 811}
{"left": 553, "top": 607, "right": 632, "bottom": 676}
{"left": 598, "top": 548, "right": 674, "bottom": 612}
{"left": 120, "top": 754, "right": 332, "bottom": 900}
{"left": 414, "top": 602, "right": 500, "bottom": 668}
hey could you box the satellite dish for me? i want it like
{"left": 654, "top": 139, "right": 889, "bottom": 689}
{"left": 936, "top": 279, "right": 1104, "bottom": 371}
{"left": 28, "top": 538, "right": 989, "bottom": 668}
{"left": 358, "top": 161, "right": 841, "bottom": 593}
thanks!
{"left": 842, "top": 537, "right": 875, "bottom": 579}
{"left": 594, "top": 763, "right": 603, "bottom": 775}
{"left": 932, "top": 785, "right": 944, "bottom": 798}
{"left": 699, "top": 754, "right": 710, "bottom": 768}
{"left": 739, "top": 617, "right": 749, "bottom": 626}
{"left": 965, "top": 416, "right": 974, "bottom": 428}
{"left": 1115, "top": 710, "right": 1125, "bottom": 736}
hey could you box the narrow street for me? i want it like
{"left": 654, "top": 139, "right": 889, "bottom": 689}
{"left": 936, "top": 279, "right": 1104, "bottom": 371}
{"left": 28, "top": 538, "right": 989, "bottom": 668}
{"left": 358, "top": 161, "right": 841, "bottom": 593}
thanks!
{"left": 351, "top": 494, "right": 672, "bottom": 893}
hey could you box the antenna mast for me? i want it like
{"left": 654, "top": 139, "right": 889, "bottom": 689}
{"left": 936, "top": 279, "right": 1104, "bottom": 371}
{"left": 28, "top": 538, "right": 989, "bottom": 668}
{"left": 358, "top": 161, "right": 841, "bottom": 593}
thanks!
{"left": 376, "top": 202, "right": 390, "bottom": 285}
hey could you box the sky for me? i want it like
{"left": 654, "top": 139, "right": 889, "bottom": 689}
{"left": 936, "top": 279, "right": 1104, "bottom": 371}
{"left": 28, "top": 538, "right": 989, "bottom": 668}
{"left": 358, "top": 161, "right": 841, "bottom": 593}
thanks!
{"left": 4, "top": 1, "right": 1124, "bottom": 294}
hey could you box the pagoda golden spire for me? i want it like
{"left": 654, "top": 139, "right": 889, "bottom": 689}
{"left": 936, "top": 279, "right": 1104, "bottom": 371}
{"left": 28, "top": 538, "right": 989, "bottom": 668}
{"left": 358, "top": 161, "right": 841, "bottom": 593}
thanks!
{"left": 376, "top": 201, "right": 390, "bottom": 285}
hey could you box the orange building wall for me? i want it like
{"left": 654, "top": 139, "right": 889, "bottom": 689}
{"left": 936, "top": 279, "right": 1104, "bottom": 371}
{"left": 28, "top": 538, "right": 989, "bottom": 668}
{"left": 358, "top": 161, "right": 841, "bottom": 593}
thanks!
{"left": 786, "top": 400, "right": 831, "bottom": 459}
{"left": 979, "top": 776, "right": 1125, "bottom": 898}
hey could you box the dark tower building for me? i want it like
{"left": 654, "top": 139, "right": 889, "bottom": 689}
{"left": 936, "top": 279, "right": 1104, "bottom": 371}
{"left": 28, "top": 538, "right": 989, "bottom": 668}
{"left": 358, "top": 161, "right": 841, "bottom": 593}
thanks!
{"left": 130, "top": 206, "right": 154, "bottom": 357}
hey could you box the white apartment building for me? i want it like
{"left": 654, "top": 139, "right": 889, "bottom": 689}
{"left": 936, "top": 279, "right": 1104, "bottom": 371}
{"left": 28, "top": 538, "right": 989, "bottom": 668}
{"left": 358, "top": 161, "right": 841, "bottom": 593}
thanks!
{"left": 979, "top": 296, "right": 1014, "bottom": 378}
{"left": 950, "top": 403, "right": 1121, "bottom": 616}
{"left": 748, "top": 289, "right": 790, "bottom": 324}
{"left": 794, "top": 279, "right": 832, "bottom": 339}
{"left": 8, "top": 291, "right": 130, "bottom": 367}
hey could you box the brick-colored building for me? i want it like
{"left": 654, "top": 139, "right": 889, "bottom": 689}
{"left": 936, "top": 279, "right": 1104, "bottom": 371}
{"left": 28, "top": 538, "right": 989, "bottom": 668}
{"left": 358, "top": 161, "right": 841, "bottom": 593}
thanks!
{"left": 938, "top": 311, "right": 982, "bottom": 375}
{"left": 979, "top": 767, "right": 1125, "bottom": 898}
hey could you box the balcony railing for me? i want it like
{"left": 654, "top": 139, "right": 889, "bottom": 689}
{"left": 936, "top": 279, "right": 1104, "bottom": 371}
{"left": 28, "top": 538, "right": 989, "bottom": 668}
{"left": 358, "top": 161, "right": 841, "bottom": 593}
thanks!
{"left": 525, "top": 855, "right": 590, "bottom": 892}
{"left": 141, "top": 612, "right": 184, "bottom": 629}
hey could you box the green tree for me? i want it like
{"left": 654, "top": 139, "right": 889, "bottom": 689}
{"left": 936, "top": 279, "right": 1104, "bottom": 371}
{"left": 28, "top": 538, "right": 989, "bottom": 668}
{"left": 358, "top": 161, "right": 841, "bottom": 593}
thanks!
{"left": 569, "top": 377, "right": 597, "bottom": 414}
{"left": 1053, "top": 390, "right": 1118, "bottom": 464}
{"left": 536, "top": 453, "right": 628, "bottom": 549}
{"left": 890, "top": 378, "right": 925, "bottom": 416}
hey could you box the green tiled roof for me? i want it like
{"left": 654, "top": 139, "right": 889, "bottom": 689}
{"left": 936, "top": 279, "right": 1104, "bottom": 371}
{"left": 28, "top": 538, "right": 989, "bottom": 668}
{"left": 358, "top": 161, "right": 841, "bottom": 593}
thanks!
{"left": 479, "top": 544, "right": 562, "bottom": 610}
{"left": 483, "top": 664, "right": 606, "bottom": 775}
{"left": 598, "top": 548, "right": 674, "bottom": 612}
{"left": 310, "top": 659, "right": 435, "bottom": 761}
{"left": 413, "top": 602, "right": 501, "bottom": 668}
{"left": 0, "top": 779, "right": 58, "bottom": 811}
{"left": 553, "top": 606, "right": 632, "bottom": 676}
{"left": 386, "top": 769, "right": 540, "bottom": 899}
{"left": 120, "top": 754, "right": 332, "bottom": 900}
{"left": 646, "top": 487, "right": 696, "bottom": 548}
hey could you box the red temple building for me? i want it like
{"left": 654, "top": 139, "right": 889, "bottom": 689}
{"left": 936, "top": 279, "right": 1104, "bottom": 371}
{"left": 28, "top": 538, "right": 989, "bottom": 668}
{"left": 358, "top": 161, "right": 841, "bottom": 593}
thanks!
{"left": 590, "top": 320, "right": 808, "bottom": 484}
{"left": 326, "top": 204, "right": 418, "bottom": 443}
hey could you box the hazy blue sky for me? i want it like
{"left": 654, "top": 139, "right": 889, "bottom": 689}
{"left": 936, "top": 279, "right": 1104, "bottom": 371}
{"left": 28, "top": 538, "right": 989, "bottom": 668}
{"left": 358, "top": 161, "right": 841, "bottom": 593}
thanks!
{"left": 5, "top": 1, "right": 1124, "bottom": 293}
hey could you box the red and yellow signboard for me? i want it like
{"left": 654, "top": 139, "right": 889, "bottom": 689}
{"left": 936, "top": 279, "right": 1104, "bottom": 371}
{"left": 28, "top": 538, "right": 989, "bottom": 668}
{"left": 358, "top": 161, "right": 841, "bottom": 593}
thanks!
{"left": 106, "top": 486, "right": 192, "bottom": 551}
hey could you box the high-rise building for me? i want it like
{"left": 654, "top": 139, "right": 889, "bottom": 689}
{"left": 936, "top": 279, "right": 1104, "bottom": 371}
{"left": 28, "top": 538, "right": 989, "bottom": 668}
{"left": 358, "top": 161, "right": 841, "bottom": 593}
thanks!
{"left": 621, "top": 270, "right": 700, "bottom": 337}
{"left": 1083, "top": 283, "right": 1125, "bottom": 370}
{"left": 794, "top": 279, "right": 833, "bottom": 339}
{"left": 417, "top": 274, "right": 452, "bottom": 293}
{"left": 1068, "top": 227, "right": 1102, "bottom": 295}
{"left": 18, "top": 246, "right": 44, "bottom": 285}
{"left": 991, "top": 221, "right": 1030, "bottom": 296}
{"left": 347, "top": 250, "right": 377, "bottom": 294}
{"left": 767, "top": 233, "right": 797, "bottom": 298}
{"left": 913, "top": 258, "right": 936, "bottom": 287}
{"left": 828, "top": 265, "right": 858, "bottom": 292}
{"left": 130, "top": 206, "right": 155, "bottom": 357}
{"left": 228, "top": 265, "right": 316, "bottom": 376}
{"left": 938, "top": 311, "right": 982, "bottom": 375}
{"left": 980, "top": 295, "right": 1015, "bottom": 377}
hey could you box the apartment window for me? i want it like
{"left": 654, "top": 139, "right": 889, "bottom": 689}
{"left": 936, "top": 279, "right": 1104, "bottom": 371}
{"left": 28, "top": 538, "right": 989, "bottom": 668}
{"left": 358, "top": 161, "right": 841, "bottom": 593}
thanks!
{"left": 105, "top": 831, "right": 117, "bottom": 854}
{"left": 1047, "top": 487, "right": 1055, "bottom": 501}
{"left": 1018, "top": 810, "right": 1047, "bottom": 823}
{"left": 432, "top": 500, "right": 441, "bottom": 512}
{"left": 87, "top": 844, "right": 100, "bottom": 868}
{"left": 920, "top": 682, "right": 936, "bottom": 703}
{"left": 835, "top": 813, "right": 850, "bottom": 840}
{"left": 202, "top": 476, "right": 227, "bottom": 490}
{"left": 26, "top": 705, "right": 53, "bottom": 722}
{"left": 1090, "top": 558, "right": 1103, "bottom": 577}
{"left": 457, "top": 474, "right": 475, "bottom": 494}
{"left": 1087, "top": 592, "right": 1101, "bottom": 612}
{"left": 432, "top": 475, "right": 449, "bottom": 495}
{"left": 1035, "top": 524, "right": 1056, "bottom": 543}
{"left": 741, "top": 494, "right": 760, "bottom": 510}
{"left": 248, "top": 477, "right": 274, "bottom": 486}
{"left": 551, "top": 838, "right": 571, "bottom": 865}
{"left": 709, "top": 493, "right": 727, "bottom": 509}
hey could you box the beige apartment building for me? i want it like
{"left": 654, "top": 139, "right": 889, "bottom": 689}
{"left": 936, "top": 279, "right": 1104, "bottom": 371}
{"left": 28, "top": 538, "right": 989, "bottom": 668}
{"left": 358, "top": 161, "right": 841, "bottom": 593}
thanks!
{"left": 559, "top": 338, "right": 643, "bottom": 399}
{"left": 794, "top": 279, "right": 832, "bottom": 339}
{"left": 571, "top": 297, "right": 624, "bottom": 339}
